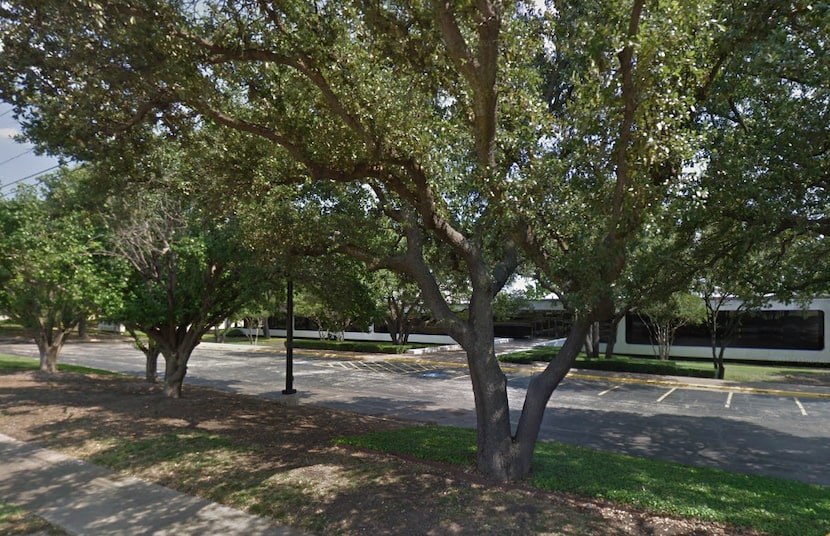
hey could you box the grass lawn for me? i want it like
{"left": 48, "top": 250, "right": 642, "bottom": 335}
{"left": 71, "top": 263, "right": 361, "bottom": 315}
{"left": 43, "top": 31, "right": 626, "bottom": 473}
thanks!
{"left": 1, "top": 352, "right": 828, "bottom": 534}
{"left": 0, "top": 354, "right": 117, "bottom": 375}
{"left": 0, "top": 502, "right": 64, "bottom": 535}
{"left": 338, "top": 425, "right": 830, "bottom": 536}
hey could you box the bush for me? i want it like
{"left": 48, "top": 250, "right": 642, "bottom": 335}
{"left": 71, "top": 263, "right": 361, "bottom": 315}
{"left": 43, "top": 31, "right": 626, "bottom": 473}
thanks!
{"left": 499, "top": 348, "right": 715, "bottom": 379}
{"left": 579, "top": 358, "right": 715, "bottom": 378}
{"left": 292, "top": 338, "right": 416, "bottom": 354}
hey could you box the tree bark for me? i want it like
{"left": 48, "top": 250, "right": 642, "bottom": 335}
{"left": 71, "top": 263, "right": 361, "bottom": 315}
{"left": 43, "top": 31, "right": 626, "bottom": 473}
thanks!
{"left": 510, "top": 319, "right": 592, "bottom": 478}
{"left": 584, "top": 321, "right": 600, "bottom": 358}
{"left": 153, "top": 326, "right": 203, "bottom": 398}
{"left": 604, "top": 312, "right": 625, "bottom": 359}
{"left": 458, "top": 297, "right": 516, "bottom": 480}
{"left": 714, "top": 347, "right": 726, "bottom": 379}
{"left": 37, "top": 343, "right": 60, "bottom": 373}
{"left": 35, "top": 328, "right": 68, "bottom": 374}
{"left": 162, "top": 352, "right": 187, "bottom": 398}
{"left": 145, "top": 347, "right": 160, "bottom": 383}
{"left": 78, "top": 315, "right": 89, "bottom": 340}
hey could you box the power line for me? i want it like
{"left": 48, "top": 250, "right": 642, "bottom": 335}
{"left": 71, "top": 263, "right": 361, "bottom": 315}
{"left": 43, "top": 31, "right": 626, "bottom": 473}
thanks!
{"left": 0, "top": 164, "right": 61, "bottom": 197}
{"left": 0, "top": 148, "right": 35, "bottom": 167}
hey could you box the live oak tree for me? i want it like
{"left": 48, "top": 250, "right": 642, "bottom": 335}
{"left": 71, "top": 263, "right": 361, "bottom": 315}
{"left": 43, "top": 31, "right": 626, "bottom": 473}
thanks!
{"left": 2, "top": 0, "right": 824, "bottom": 480}
{"left": 0, "top": 176, "right": 123, "bottom": 372}
{"left": 104, "top": 168, "right": 270, "bottom": 398}
{"left": 373, "top": 270, "right": 424, "bottom": 346}
{"left": 292, "top": 255, "right": 380, "bottom": 340}
{"left": 683, "top": 0, "right": 830, "bottom": 375}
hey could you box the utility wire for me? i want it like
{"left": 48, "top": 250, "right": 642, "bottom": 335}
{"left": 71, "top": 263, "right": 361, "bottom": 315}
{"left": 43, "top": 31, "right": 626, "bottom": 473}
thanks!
{"left": 0, "top": 164, "right": 61, "bottom": 197}
{"left": 0, "top": 148, "right": 35, "bottom": 167}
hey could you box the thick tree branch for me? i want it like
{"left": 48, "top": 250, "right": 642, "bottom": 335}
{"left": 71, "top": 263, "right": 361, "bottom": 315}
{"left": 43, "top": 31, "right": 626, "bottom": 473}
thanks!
{"left": 431, "top": 0, "right": 499, "bottom": 168}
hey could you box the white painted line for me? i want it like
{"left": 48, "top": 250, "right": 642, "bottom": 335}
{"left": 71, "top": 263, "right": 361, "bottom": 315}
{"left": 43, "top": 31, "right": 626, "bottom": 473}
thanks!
{"left": 598, "top": 385, "right": 621, "bottom": 397}
{"left": 794, "top": 397, "right": 808, "bottom": 416}
{"left": 657, "top": 387, "right": 677, "bottom": 402}
{"left": 725, "top": 392, "right": 734, "bottom": 409}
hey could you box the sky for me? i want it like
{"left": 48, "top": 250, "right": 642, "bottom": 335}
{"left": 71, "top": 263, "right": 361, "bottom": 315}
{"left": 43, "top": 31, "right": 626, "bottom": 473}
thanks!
{"left": 0, "top": 102, "right": 63, "bottom": 198}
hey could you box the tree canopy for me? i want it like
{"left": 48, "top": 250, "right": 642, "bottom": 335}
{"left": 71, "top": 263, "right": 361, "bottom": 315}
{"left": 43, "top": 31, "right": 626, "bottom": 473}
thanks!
{"left": 1, "top": 0, "right": 827, "bottom": 480}
{"left": 0, "top": 174, "right": 124, "bottom": 372}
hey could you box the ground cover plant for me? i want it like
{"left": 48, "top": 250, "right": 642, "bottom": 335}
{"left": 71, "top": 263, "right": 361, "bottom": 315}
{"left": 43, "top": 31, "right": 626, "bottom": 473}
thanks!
{"left": 0, "top": 357, "right": 777, "bottom": 536}
{"left": 339, "top": 426, "right": 830, "bottom": 536}
{"left": 0, "top": 502, "right": 66, "bottom": 535}
{"left": 0, "top": 354, "right": 117, "bottom": 375}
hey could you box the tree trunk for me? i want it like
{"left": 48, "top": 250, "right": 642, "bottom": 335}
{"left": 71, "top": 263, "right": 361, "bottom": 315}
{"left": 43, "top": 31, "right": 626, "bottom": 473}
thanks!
{"left": 584, "top": 321, "right": 600, "bottom": 359}
{"left": 127, "top": 327, "right": 161, "bottom": 383}
{"left": 656, "top": 323, "right": 671, "bottom": 360}
{"left": 154, "top": 328, "right": 202, "bottom": 398}
{"left": 462, "top": 325, "right": 517, "bottom": 480}
{"left": 35, "top": 329, "right": 67, "bottom": 374}
{"left": 460, "top": 290, "right": 594, "bottom": 481}
{"left": 604, "top": 313, "right": 624, "bottom": 359}
{"left": 714, "top": 347, "right": 726, "bottom": 379}
{"left": 145, "top": 346, "right": 160, "bottom": 383}
{"left": 162, "top": 352, "right": 187, "bottom": 398}
{"left": 510, "top": 319, "right": 592, "bottom": 478}
{"left": 38, "top": 343, "right": 60, "bottom": 373}
{"left": 78, "top": 315, "right": 89, "bottom": 340}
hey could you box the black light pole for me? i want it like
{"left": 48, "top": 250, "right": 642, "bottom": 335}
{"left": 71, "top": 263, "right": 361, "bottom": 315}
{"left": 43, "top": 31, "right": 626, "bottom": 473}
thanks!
{"left": 283, "top": 278, "right": 297, "bottom": 395}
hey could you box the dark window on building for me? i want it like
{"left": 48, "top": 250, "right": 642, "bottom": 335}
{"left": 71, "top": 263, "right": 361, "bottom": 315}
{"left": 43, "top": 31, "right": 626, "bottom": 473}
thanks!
{"left": 626, "top": 309, "right": 825, "bottom": 351}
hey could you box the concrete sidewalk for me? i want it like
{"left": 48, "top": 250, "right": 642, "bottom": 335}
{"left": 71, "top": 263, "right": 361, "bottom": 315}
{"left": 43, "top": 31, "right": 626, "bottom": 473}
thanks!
{"left": 0, "top": 433, "right": 307, "bottom": 536}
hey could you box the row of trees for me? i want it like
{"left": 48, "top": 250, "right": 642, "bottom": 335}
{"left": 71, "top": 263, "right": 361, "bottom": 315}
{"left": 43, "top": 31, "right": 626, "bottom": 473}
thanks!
{"left": 0, "top": 159, "right": 430, "bottom": 395}
{"left": 1, "top": 0, "right": 827, "bottom": 481}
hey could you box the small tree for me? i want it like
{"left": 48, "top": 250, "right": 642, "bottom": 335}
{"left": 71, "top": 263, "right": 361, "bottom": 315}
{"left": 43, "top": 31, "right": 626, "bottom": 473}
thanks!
{"left": 111, "top": 187, "right": 267, "bottom": 397}
{"left": 637, "top": 293, "right": 707, "bottom": 360}
{"left": 294, "top": 256, "right": 380, "bottom": 340}
{"left": 373, "top": 271, "right": 423, "bottom": 346}
{"left": 0, "top": 180, "right": 123, "bottom": 373}
{"left": 127, "top": 327, "right": 162, "bottom": 383}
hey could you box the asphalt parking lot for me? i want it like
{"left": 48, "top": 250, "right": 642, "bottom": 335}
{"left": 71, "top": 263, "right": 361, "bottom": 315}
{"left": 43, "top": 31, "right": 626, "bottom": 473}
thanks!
{"left": 1, "top": 339, "right": 828, "bottom": 487}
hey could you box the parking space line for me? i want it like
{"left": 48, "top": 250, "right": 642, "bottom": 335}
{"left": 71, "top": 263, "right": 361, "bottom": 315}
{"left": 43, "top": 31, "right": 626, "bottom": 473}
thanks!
{"left": 598, "top": 385, "right": 620, "bottom": 396}
{"left": 794, "top": 397, "right": 808, "bottom": 416}
{"left": 656, "top": 387, "right": 677, "bottom": 402}
{"left": 725, "top": 392, "right": 734, "bottom": 409}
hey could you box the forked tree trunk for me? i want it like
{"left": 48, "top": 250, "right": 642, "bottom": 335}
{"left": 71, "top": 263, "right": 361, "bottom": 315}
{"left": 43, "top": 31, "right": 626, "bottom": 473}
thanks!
{"left": 509, "top": 319, "right": 592, "bottom": 478}
{"left": 38, "top": 343, "right": 61, "bottom": 373}
{"left": 465, "top": 334, "right": 515, "bottom": 479}
{"left": 153, "top": 328, "right": 203, "bottom": 398}
{"left": 127, "top": 327, "right": 161, "bottom": 383}
{"left": 35, "top": 330, "right": 68, "bottom": 374}
{"left": 461, "top": 295, "right": 593, "bottom": 481}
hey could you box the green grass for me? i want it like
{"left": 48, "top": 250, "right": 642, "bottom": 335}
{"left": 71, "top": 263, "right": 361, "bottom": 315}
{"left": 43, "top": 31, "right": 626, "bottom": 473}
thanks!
{"left": 0, "top": 501, "right": 60, "bottom": 535}
{"left": 338, "top": 425, "right": 830, "bottom": 536}
{"left": 0, "top": 354, "right": 117, "bottom": 375}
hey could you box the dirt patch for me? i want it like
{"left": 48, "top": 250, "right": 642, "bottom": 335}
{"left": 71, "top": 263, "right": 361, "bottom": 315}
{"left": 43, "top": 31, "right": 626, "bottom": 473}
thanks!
{"left": 0, "top": 371, "right": 764, "bottom": 535}
{"left": 774, "top": 371, "right": 830, "bottom": 386}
